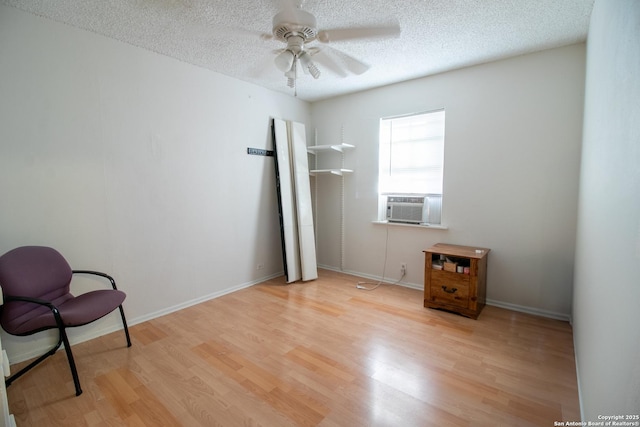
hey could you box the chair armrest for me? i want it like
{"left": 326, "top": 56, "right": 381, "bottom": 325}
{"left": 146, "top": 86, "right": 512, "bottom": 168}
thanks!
{"left": 72, "top": 270, "right": 119, "bottom": 290}
{"left": 2, "top": 295, "right": 64, "bottom": 326}
{"left": 3, "top": 295, "right": 57, "bottom": 310}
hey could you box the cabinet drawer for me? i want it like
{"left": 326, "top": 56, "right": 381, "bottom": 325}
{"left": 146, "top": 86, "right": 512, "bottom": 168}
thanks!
{"left": 430, "top": 271, "right": 470, "bottom": 308}
{"left": 431, "top": 270, "right": 470, "bottom": 287}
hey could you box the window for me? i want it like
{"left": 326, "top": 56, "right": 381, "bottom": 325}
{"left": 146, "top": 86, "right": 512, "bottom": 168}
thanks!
{"left": 379, "top": 109, "right": 445, "bottom": 224}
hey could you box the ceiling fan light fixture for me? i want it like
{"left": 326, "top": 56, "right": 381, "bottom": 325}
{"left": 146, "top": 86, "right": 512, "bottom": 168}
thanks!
{"left": 298, "top": 51, "right": 321, "bottom": 79}
{"left": 274, "top": 50, "right": 295, "bottom": 72}
{"left": 267, "top": 2, "right": 395, "bottom": 89}
{"left": 285, "top": 59, "right": 299, "bottom": 78}
{"left": 284, "top": 59, "right": 300, "bottom": 92}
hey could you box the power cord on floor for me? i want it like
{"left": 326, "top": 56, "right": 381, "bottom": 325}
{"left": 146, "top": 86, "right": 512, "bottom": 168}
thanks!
{"left": 356, "top": 270, "right": 406, "bottom": 291}
{"left": 355, "top": 223, "right": 405, "bottom": 291}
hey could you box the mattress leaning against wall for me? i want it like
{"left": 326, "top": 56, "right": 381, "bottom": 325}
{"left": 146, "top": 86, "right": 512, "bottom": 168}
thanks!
{"left": 272, "top": 118, "right": 318, "bottom": 282}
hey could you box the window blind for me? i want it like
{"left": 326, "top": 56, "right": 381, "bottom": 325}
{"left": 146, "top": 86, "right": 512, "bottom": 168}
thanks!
{"left": 379, "top": 109, "right": 445, "bottom": 195}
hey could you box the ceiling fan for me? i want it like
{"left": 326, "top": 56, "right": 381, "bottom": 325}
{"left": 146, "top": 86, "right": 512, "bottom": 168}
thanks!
{"left": 260, "top": 0, "right": 401, "bottom": 90}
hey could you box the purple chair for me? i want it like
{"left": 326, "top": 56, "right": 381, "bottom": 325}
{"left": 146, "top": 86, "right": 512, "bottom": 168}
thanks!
{"left": 0, "top": 246, "right": 131, "bottom": 396}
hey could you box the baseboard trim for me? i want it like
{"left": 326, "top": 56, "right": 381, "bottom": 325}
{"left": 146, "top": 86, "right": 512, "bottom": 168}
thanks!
{"left": 573, "top": 332, "right": 585, "bottom": 421}
{"left": 318, "top": 264, "right": 571, "bottom": 322}
{"left": 6, "top": 271, "right": 284, "bottom": 364}
{"left": 485, "top": 299, "right": 571, "bottom": 322}
{"left": 125, "top": 271, "right": 283, "bottom": 328}
{"left": 7, "top": 267, "right": 571, "bottom": 364}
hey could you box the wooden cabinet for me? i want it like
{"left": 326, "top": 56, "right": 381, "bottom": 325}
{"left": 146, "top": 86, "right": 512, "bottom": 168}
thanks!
{"left": 423, "top": 243, "right": 490, "bottom": 319}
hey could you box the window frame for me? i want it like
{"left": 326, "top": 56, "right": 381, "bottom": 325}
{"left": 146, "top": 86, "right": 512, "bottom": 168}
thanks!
{"left": 377, "top": 109, "right": 446, "bottom": 225}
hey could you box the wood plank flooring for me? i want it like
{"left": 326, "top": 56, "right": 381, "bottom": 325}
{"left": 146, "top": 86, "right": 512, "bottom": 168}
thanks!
{"left": 6, "top": 269, "right": 580, "bottom": 426}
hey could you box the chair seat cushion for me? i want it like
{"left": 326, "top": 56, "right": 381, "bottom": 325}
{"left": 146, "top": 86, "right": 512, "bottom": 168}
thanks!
{"left": 2, "top": 290, "right": 126, "bottom": 335}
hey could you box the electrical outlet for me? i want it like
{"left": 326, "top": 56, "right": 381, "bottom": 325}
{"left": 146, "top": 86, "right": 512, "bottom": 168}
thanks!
{"left": 401, "top": 263, "right": 407, "bottom": 274}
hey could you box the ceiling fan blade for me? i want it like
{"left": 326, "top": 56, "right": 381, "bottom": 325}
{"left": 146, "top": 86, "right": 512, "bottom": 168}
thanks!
{"left": 247, "top": 61, "right": 273, "bottom": 79}
{"left": 226, "top": 27, "right": 274, "bottom": 41}
{"left": 309, "top": 48, "right": 348, "bottom": 78}
{"left": 322, "top": 46, "right": 370, "bottom": 75}
{"left": 246, "top": 51, "right": 286, "bottom": 79}
{"left": 317, "top": 22, "right": 401, "bottom": 43}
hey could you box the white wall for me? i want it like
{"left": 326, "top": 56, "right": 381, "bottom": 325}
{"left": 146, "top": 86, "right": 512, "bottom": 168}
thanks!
{"left": 573, "top": 0, "right": 640, "bottom": 419}
{"left": 0, "top": 5, "right": 310, "bottom": 361}
{"left": 311, "top": 44, "right": 585, "bottom": 319}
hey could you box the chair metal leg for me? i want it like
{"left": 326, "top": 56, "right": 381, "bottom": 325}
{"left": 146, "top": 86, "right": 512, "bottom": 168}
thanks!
{"left": 5, "top": 335, "right": 63, "bottom": 388}
{"left": 118, "top": 305, "right": 132, "bottom": 347}
{"left": 59, "top": 327, "right": 82, "bottom": 396}
{"left": 5, "top": 306, "right": 130, "bottom": 396}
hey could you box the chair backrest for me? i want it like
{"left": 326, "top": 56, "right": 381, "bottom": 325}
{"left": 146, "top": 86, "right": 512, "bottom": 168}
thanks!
{"left": 0, "top": 246, "right": 73, "bottom": 321}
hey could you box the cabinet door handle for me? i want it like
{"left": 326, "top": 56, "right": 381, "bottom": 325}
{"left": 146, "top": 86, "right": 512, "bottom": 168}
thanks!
{"left": 442, "top": 286, "right": 458, "bottom": 294}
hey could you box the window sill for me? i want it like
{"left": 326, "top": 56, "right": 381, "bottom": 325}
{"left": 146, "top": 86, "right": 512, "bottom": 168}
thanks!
{"left": 372, "top": 220, "right": 448, "bottom": 230}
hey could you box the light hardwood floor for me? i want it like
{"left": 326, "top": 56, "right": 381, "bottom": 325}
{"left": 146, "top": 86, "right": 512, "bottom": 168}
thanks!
{"left": 6, "top": 269, "right": 579, "bottom": 426}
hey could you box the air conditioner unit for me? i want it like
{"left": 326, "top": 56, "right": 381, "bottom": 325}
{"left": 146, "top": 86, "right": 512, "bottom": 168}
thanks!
{"left": 386, "top": 196, "right": 426, "bottom": 224}
{"left": 385, "top": 195, "right": 442, "bottom": 225}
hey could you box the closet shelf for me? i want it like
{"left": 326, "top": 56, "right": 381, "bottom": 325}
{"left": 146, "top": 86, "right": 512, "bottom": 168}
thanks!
{"left": 309, "top": 168, "right": 353, "bottom": 176}
{"left": 307, "top": 143, "right": 355, "bottom": 154}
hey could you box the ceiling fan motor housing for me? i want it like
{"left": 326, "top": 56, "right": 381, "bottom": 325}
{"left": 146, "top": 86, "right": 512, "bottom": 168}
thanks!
{"left": 272, "top": 9, "right": 318, "bottom": 42}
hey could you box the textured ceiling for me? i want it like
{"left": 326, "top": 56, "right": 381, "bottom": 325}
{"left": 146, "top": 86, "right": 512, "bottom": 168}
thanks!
{"left": 1, "top": 0, "right": 594, "bottom": 102}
